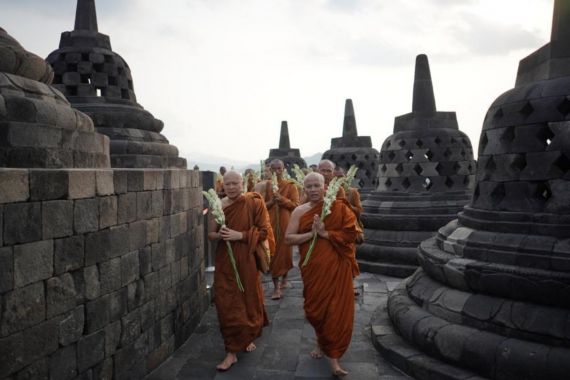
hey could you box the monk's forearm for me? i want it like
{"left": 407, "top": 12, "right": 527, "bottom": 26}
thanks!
{"left": 207, "top": 231, "right": 221, "bottom": 241}
{"left": 284, "top": 231, "right": 313, "bottom": 245}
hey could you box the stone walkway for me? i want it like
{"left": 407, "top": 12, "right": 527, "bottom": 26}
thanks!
{"left": 146, "top": 253, "right": 410, "bottom": 380}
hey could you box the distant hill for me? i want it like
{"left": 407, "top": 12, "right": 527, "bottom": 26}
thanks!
{"left": 186, "top": 152, "right": 323, "bottom": 172}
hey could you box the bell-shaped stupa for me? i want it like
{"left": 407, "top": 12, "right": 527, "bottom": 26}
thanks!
{"left": 322, "top": 99, "right": 379, "bottom": 192}
{"left": 373, "top": 2, "right": 570, "bottom": 379}
{"left": 358, "top": 55, "right": 476, "bottom": 277}
{"left": 0, "top": 27, "right": 109, "bottom": 168}
{"left": 46, "top": 0, "right": 186, "bottom": 168}
{"left": 266, "top": 121, "right": 306, "bottom": 173}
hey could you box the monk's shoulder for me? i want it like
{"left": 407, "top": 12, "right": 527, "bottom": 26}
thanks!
{"left": 292, "top": 202, "right": 311, "bottom": 216}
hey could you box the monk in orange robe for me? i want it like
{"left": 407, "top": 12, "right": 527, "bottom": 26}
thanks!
{"left": 214, "top": 165, "right": 227, "bottom": 197}
{"left": 244, "top": 168, "right": 257, "bottom": 192}
{"left": 300, "top": 159, "right": 345, "bottom": 203}
{"left": 207, "top": 170, "right": 275, "bottom": 371}
{"left": 285, "top": 172, "right": 358, "bottom": 377}
{"left": 259, "top": 159, "right": 300, "bottom": 299}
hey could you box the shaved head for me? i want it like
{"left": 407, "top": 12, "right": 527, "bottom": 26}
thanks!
{"left": 304, "top": 172, "right": 325, "bottom": 186}
{"left": 223, "top": 170, "right": 242, "bottom": 182}
{"left": 270, "top": 159, "right": 284, "bottom": 167}
{"left": 318, "top": 160, "right": 335, "bottom": 184}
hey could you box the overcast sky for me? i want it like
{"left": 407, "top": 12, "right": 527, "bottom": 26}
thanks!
{"left": 1, "top": 0, "right": 554, "bottom": 167}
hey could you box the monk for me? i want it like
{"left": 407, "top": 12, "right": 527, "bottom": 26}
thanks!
{"left": 334, "top": 166, "right": 363, "bottom": 220}
{"left": 215, "top": 166, "right": 227, "bottom": 197}
{"left": 244, "top": 168, "right": 256, "bottom": 192}
{"left": 259, "top": 159, "right": 300, "bottom": 299}
{"left": 301, "top": 159, "right": 345, "bottom": 203}
{"left": 207, "top": 170, "right": 275, "bottom": 371}
{"left": 285, "top": 172, "right": 358, "bottom": 377}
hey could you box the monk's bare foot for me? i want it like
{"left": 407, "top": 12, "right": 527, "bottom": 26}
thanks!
{"left": 271, "top": 289, "right": 282, "bottom": 300}
{"left": 310, "top": 346, "right": 323, "bottom": 359}
{"left": 216, "top": 353, "right": 237, "bottom": 371}
{"left": 279, "top": 280, "right": 291, "bottom": 289}
{"left": 330, "top": 359, "right": 348, "bottom": 377}
{"left": 245, "top": 342, "right": 256, "bottom": 352}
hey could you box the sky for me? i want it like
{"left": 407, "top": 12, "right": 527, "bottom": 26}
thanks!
{"left": 1, "top": 0, "right": 554, "bottom": 167}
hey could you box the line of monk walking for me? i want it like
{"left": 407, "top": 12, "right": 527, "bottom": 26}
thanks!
{"left": 206, "top": 159, "right": 364, "bottom": 377}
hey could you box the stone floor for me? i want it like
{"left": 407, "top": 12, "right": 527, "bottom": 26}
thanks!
{"left": 145, "top": 253, "right": 410, "bottom": 380}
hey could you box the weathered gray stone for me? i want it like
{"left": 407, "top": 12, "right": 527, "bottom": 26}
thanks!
{"left": 144, "top": 272, "right": 159, "bottom": 301}
{"left": 16, "top": 357, "right": 48, "bottom": 380}
{"left": 0, "top": 247, "right": 13, "bottom": 293}
{"left": 127, "top": 279, "right": 145, "bottom": 311}
{"left": 136, "top": 191, "right": 153, "bottom": 220}
{"left": 151, "top": 190, "right": 163, "bottom": 218}
{"left": 139, "top": 247, "right": 152, "bottom": 276}
{"left": 121, "top": 308, "right": 141, "bottom": 346}
{"left": 95, "top": 170, "right": 114, "bottom": 196}
{"left": 85, "top": 294, "right": 110, "bottom": 334}
{"left": 23, "top": 318, "right": 59, "bottom": 365}
{"left": 109, "top": 288, "right": 128, "bottom": 322}
{"left": 84, "top": 229, "right": 111, "bottom": 266}
{"left": 128, "top": 220, "right": 147, "bottom": 251}
{"left": 54, "top": 235, "right": 84, "bottom": 275}
{"left": 49, "top": 344, "right": 77, "bottom": 380}
{"left": 117, "top": 192, "right": 136, "bottom": 224}
{"left": 113, "top": 170, "right": 128, "bottom": 194}
{"left": 109, "top": 224, "right": 129, "bottom": 258}
{"left": 83, "top": 265, "right": 100, "bottom": 301}
{"left": 77, "top": 330, "right": 105, "bottom": 372}
{"left": 121, "top": 250, "right": 140, "bottom": 286}
{"left": 46, "top": 273, "right": 76, "bottom": 318}
{"left": 140, "top": 301, "right": 154, "bottom": 331}
{"left": 59, "top": 306, "right": 84, "bottom": 346}
{"left": 30, "top": 170, "right": 69, "bottom": 201}
{"left": 42, "top": 200, "right": 73, "bottom": 239}
{"left": 1, "top": 282, "right": 45, "bottom": 335}
{"left": 0, "top": 169, "right": 29, "bottom": 203}
{"left": 104, "top": 320, "right": 121, "bottom": 357}
{"left": 93, "top": 358, "right": 113, "bottom": 380}
{"left": 0, "top": 332, "right": 24, "bottom": 378}
{"left": 68, "top": 170, "right": 96, "bottom": 199}
{"left": 98, "top": 257, "right": 121, "bottom": 295}
{"left": 74, "top": 198, "right": 99, "bottom": 234}
{"left": 99, "top": 196, "right": 117, "bottom": 229}
{"left": 4, "top": 202, "right": 41, "bottom": 244}
{"left": 146, "top": 218, "right": 160, "bottom": 245}
{"left": 14, "top": 239, "right": 53, "bottom": 287}
{"left": 159, "top": 266, "right": 172, "bottom": 293}
{"left": 127, "top": 171, "right": 144, "bottom": 192}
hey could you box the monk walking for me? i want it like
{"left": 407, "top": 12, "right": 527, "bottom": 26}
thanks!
{"left": 207, "top": 170, "right": 275, "bottom": 371}
{"left": 263, "top": 159, "right": 300, "bottom": 299}
{"left": 301, "top": 159, "right": 345, "bottom": 203}
{"left": 285, "top": 172, "right": 358, "bottom": 376}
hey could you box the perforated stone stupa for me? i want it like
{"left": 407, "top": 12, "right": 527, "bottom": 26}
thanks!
{"left": 372, "top": 2, "right": 570, "bottom": 379}
{"left": 322, "top": 99, "right": 379, "bottom": 192}
{"left": 0, "top": 27, "right": 109, "bottom": 168}
{"left": 46, "top": 0, "right": 186, "bottom": 169}
{"left": 266, "top": 121, "right": 306, "bottom": 173}
{"left": 358, "top": 55, "right": 476, "bottom": 277}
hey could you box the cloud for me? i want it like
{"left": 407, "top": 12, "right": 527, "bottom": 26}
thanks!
{"left": 452, "top": 13, "right": 544, "bottom": 55}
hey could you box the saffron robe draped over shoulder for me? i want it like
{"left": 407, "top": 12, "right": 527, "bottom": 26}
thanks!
{"left": 298, "top": 199, "right": 358, "bottom": 358}
{"left": 265, "top": 179, "right": 300, "bottom": 278}
{"left": 213, "top": 193, "right": 274, "bottom": 352}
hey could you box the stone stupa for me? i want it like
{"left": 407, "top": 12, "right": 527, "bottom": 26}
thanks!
{"left": 0, "top": 27, "right": 110, "bottom": 168}
{"left": 322, "top": 99, "right": 379, "bottom": 193}
{"left": 46, "top": 0, "right": 186, "bottom": 168}
{"left": 358, "top": 55, "right": 476, "bottom": 277}
{"left": 266, "top": 121, "right": 306, "bottom": 173}
{"left": 372, "top": 2, "right": 570, "bottom": 379}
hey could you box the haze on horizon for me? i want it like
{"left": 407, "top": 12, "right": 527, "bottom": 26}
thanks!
{"left": 1, "top": 0, "right": 553, "bottom": 168}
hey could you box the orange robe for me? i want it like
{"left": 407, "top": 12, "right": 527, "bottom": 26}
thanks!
{"left": 264, "top": 179, "right": 300, "bottom": 278}
{"left": 213, "top": 193, "right": 274, "bottom": 352}
{"left": 346, "top": 187, "right": 363, "bottom": 219}
{"left": 298, "top": 199, "right": 358, "bottom": 358}
{"left": 215, "top": 177, "right": 225, "bottom": 197}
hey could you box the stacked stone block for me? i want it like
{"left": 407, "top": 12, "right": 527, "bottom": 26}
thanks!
{"left": 266, "top": 120, "right": 307, "bottom": 174}
{"left": 372, "top": 2, "right": 570, "bottom": 379}
{"left": 0, "top": 168, "right": 208, "bottom": 379}
{"left": 358, "top": 55, "right": 475, "bottom": 277}
{"left": 45, "top": 0, "right": 186, "bottom": 169}
{"left": 322, "top": 99, "right": 380, "bottom": 192}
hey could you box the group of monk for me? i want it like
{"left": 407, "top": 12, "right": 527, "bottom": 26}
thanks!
{"left": 207, "top": 159, "right": 363, "bottom": 377}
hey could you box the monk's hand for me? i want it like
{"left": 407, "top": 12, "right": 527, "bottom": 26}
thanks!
{"left": 273, "top": 193, "right": 282, "bottom": 202}
{"left": 219, "top": 226, "right": 243, "bottom": 241}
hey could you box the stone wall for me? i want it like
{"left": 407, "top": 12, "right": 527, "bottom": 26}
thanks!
{"left": 0, "top": 168, "right": 208, "bottom": 379}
